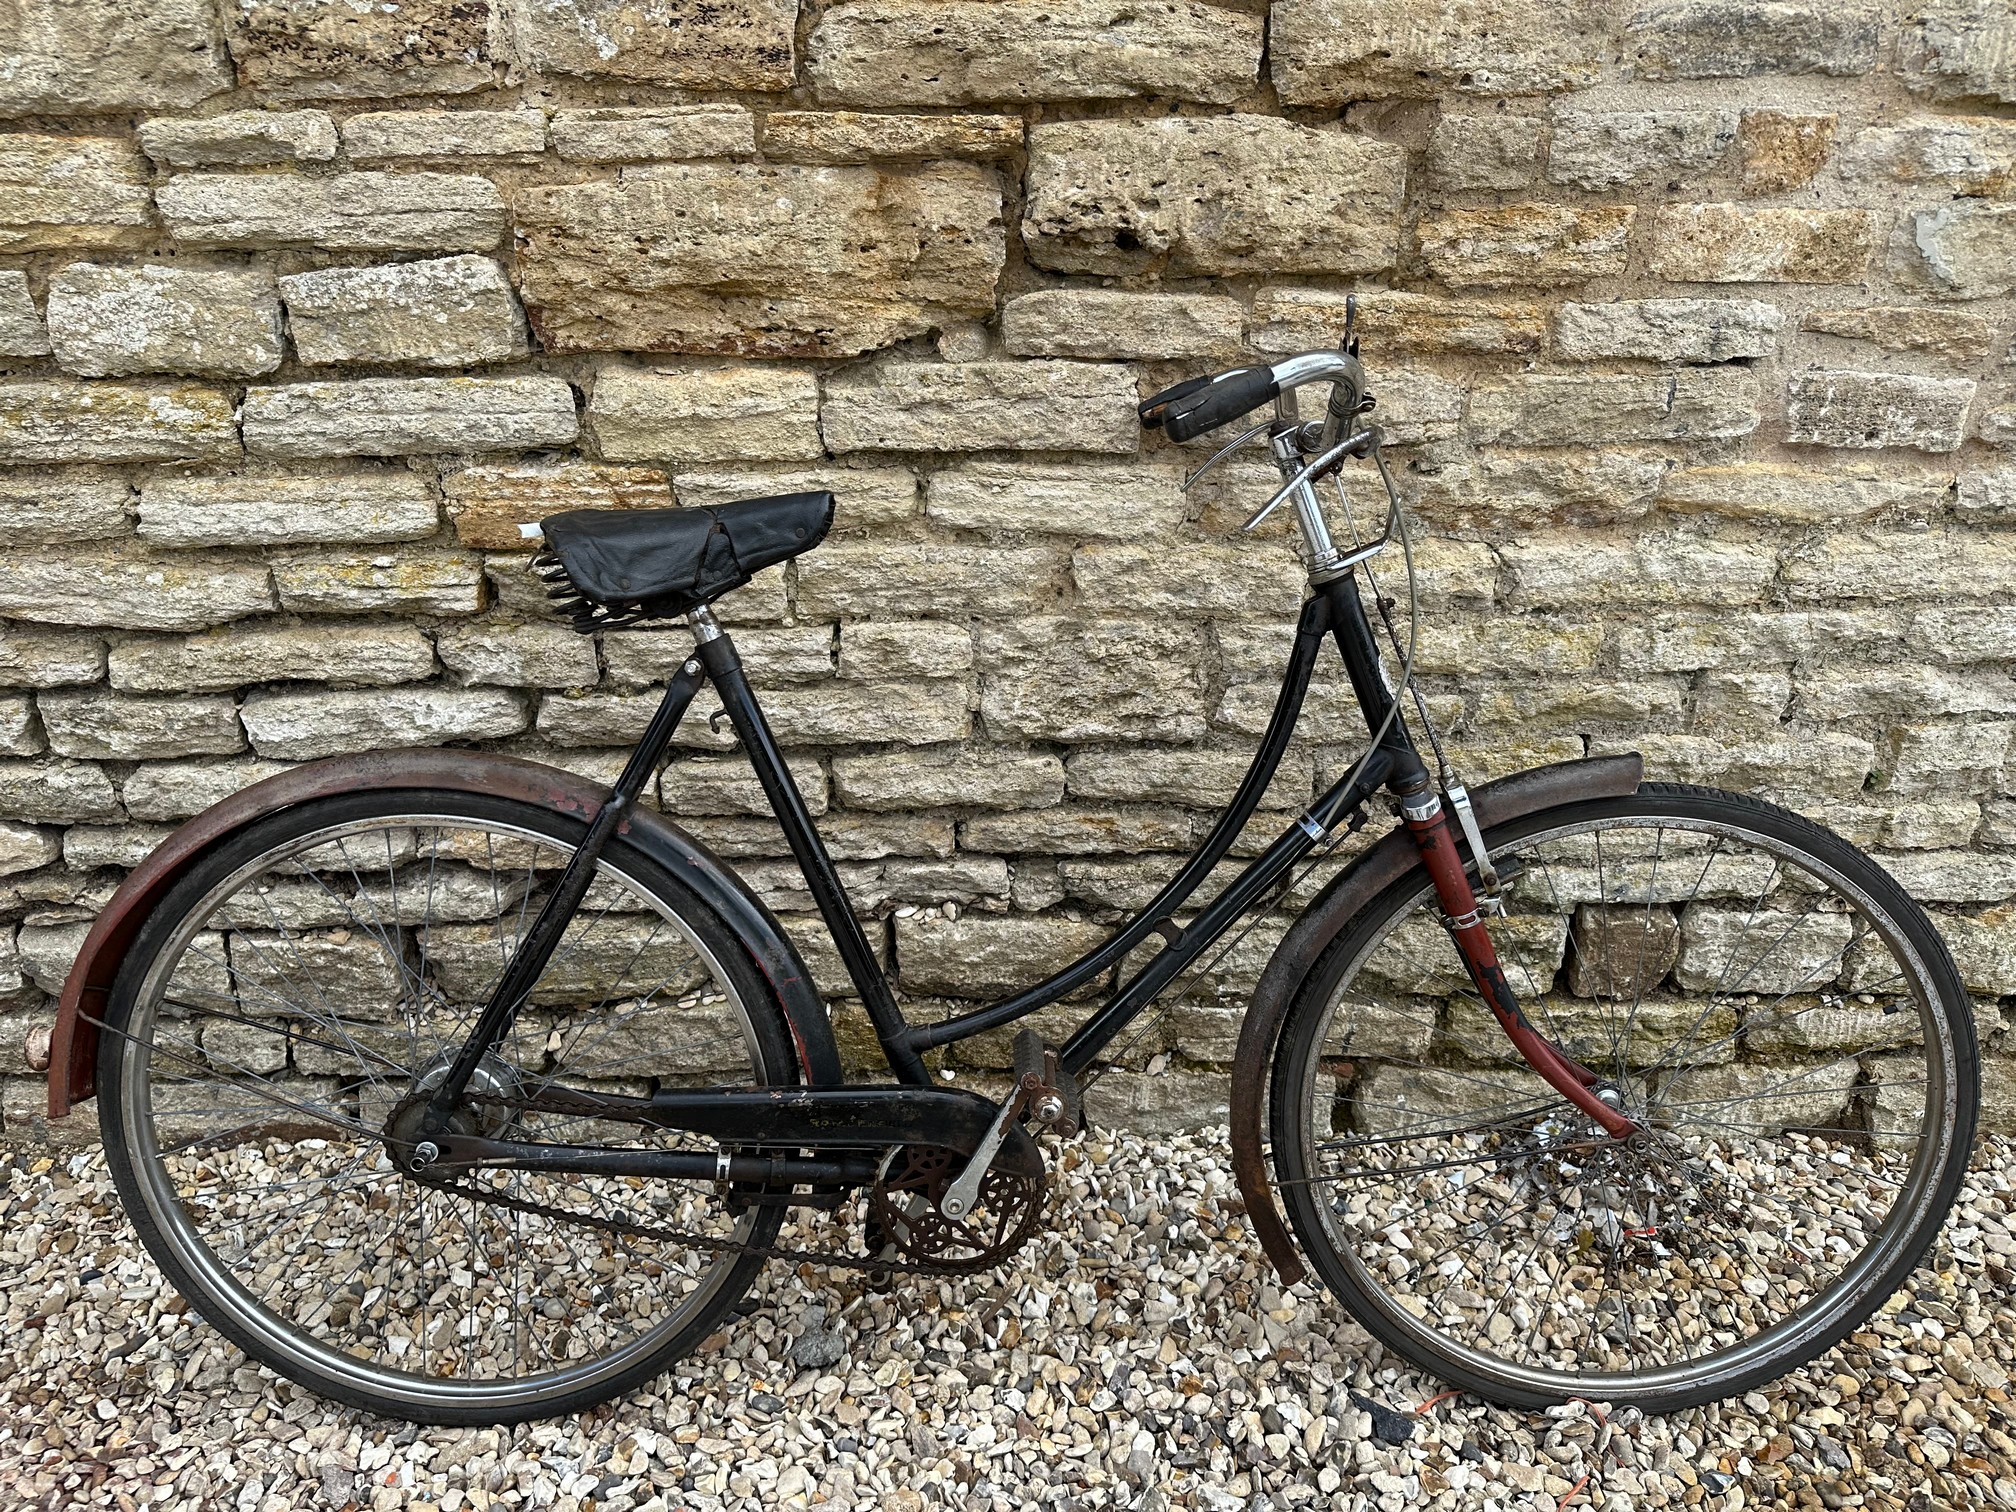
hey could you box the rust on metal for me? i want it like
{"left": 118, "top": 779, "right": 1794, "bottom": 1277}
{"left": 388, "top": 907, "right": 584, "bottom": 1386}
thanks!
{"left": 1226, "top": 754, "right": 1645, "bottom": 1284}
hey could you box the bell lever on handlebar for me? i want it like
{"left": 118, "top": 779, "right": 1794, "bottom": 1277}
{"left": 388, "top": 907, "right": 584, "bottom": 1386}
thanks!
{"left": 1179, "top": 421, "right": 1273, "bottom": 492}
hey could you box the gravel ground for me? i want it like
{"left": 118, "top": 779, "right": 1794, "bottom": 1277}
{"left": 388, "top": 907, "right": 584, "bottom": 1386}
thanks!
{"left": 2, "top": 1129, "right": 2012, "bottom": 1512}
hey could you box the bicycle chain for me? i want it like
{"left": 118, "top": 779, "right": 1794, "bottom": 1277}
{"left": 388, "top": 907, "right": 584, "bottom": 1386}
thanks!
{"left": 423, "top": 1090, "right": 995, "bottom": 1276}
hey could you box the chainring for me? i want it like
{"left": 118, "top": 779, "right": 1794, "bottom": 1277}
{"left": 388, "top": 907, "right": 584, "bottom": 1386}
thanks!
{"left": 868, "top": 1144, "right": 1047, "bottom": 1274}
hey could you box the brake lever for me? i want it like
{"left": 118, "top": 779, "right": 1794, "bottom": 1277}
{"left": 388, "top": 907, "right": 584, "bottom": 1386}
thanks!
{"left": 1240, "top": 426, "right": 1379, "bottom": 532}
{"left": 1178, "top": 422, "right": 1273, "bottom": 491}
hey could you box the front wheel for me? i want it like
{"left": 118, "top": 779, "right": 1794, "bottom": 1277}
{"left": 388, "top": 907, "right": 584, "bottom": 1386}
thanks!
{"left": 99, "top": 788, "right": 799, "bottom": 1424}
{"left": 1269, "top": 783, "right": 1978, "bottom": 1411}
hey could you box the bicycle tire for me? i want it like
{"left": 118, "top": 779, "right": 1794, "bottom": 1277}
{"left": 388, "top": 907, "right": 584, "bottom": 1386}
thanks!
{"left": 99, "top": 787, "right": 798, "bottom": 1424}
{"left": 1268, "top": 782, "right": 1978, "bottom": 1411}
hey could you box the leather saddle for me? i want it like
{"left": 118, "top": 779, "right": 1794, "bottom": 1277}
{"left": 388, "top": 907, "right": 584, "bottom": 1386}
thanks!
{"left": 536, "top": 491, "right": 835, "bottom": 631}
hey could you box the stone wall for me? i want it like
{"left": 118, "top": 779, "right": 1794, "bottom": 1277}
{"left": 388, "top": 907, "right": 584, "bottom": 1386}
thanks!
{"left": 3, "top": 0, "right": 2015, "bottom": 1139}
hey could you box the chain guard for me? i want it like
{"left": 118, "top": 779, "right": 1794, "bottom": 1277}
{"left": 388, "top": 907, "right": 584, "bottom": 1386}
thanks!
{"left": 423, "top": 1094, "right": 1047, "bottom": 1277}
{"left": 869, "top": 1144, "right": 1046, "bottom": 1274}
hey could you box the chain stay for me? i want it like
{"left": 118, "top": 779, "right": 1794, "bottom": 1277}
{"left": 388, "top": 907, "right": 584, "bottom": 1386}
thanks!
{"left": 448, "top": 1089, "right": 1016, "bottom": 1276}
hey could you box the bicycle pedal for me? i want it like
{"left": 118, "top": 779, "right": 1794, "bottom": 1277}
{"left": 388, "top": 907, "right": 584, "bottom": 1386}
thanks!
{"left": 1012, "top": 1027, "right": 1082, "bottom": 1137}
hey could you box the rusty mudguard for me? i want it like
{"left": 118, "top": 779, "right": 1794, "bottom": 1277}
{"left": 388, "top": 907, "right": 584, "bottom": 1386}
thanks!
{"left": 47, "top": 749, "right": 843, "bottom": 1120}
{"left": 1228, "top": 754, "right": 1644, "bottom": 1284}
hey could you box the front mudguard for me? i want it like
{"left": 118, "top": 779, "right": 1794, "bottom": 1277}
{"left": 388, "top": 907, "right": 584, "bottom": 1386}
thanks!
{"left": 47, "top": 749, "right": 843, "bottom": 1119}
{"left": 1227, "top": 754, "right": 1644, "bottom": 1283}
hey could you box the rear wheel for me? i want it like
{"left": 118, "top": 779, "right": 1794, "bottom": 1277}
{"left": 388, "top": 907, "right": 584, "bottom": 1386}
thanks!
{"left": 99, "top": 789, "right": 797, "bottom": 1424}
{"left": 1269, "top": 784, "right": 1977, "bottom": 1411}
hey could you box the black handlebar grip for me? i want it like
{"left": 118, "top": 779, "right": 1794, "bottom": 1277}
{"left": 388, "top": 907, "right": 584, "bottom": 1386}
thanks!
{"left": 1138, "top": 373, "right": 1212, "bottom": 428}
{"left": 1162, "top": 365, "right": 1280, "bottom": 443}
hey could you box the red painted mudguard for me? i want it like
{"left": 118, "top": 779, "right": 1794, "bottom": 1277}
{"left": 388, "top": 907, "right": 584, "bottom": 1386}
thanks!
{"left": 1228, "top": 754, "right": 1644, "bottom": 1283}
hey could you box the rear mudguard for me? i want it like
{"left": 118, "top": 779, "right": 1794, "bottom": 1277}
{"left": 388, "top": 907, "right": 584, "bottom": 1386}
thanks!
{"left": 1228, "top": 754, "right": 1644, "bottom": 1284}
{"left": 47, "top": 749, "right": 843, "bottom": 1119}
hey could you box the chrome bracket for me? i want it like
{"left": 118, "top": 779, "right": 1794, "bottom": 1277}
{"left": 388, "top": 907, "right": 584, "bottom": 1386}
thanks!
{"left": 1446, "top": 779, "right": 1504, "bottom": 912}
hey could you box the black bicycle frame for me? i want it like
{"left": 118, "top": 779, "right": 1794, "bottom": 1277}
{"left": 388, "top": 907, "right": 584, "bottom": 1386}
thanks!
{"left": 427, "top": 567, "right": 1433, "bottom": 1126}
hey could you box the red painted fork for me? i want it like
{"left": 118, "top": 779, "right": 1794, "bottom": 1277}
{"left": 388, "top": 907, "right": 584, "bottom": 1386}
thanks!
{"left": 1403, "top": 795, "right": 1639, "bottom": 1140}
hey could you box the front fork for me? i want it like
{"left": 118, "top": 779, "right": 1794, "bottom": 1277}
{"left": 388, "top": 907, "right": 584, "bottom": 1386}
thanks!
{"left": 1400, "top": 788, "right": 1639, "bottom": 1140}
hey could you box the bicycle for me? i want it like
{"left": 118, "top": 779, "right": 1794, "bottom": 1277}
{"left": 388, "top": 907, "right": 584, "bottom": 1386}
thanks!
{"left": 46, "top": 319, "right": 1978, "bottom": 1424}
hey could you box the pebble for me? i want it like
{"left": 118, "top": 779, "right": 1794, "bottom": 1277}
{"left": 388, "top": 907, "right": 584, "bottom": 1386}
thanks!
{"left": 3, "top": 1130, "right": 2014, "bottom": 1510}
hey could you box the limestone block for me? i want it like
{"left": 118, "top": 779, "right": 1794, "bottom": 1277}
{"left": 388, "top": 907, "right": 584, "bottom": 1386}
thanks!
{"left": 836, "top": 622, "right": 969, "bottom": 681}
{"left": 446, "top": 461, "right": 670, "bottom": 548}
{"left": 1784, "top": 372, "right": 1976, "bottom": 452}
{"left": 601, "top": 626, "right": 833, "bottom": 688}
{"left": 762, "top": 112, "right": 1022, "bottom": 163}
{"left": 1659, "top": 1058, "right": 1860, "bottom": 1137}
{"left": 1595, "top": 732, "right": 1875, "bottom": 797}
{"left": 510, "top": 0, "right": 798, "bottom": 90}
{"left": 1271, "top": 0, "right": 1614, "bottom": 101}
{"left": 0, "top": 760, "right": 119, "bottom": 822}
{"left": 808, "top": 0, "right": 1261, "bottom": 105}
{"left": 137, "top": 110, "right": 337, "bottom": 167}
{"left": 0, "top": 629, "right": 105, "bottom": 689}
{"left": 822, "top": 361, "right": 1139, "bottom": 453}
{"left": 1878, "top": 850, "right": 2016, "bottom": 903}
{"left": 1910, "top": 204, "right": 2016, "bottom": 299}
{"left": 1801, "top": 305, "right": 1995, "bottom": 361}
{"left": 0, "top": 825, "right": 59, "bottom": 877}
{"left": 0, "top": 546, "right": 272, "bottom": 632}
{"left": 437, "top": 623, "right": 600, "bottom": 688}
{"left": 137, "top": 469, "right": 439, "bottom": 548}
{"left": 0, "top": 698, "right": 39, "bottom": 758}
{"left": 0, "top": 469, "right": 131, "bottom": 547}
{"left": 1615, "top": 610, "right": 1906, "bottom": 672}
{"left": 896, "top": 913, "right": 1108, "bottom": 996}
{"left": 45, "top": 264, "right": 282, "bottom": 379}
{"left": 227, "top": 0, "right": 498, "bottom": 99}
{"left": 1646, "top": 205, "right": 1877, "bottom": 283}
{"left": 1250, "top": 288, "right": 1546, "bottom": 357}
{"left": 1879, "top": 717, "right": 2013, "bottom": 799}
{"left": 657, "top": 755, "right": 827, "bottom": 819}
{"left": 1083, "top": 1067, "right": 1229, "bottom": 1135}
{"left": 1073, "top": 541, "right": 1305, "bottom": 619}
{"left": 1547, "top": 107, "right": 1736, "bottom": 189}
{"left": 926, "top": 460, "right": 1185, "bottom": 537}
{"left": 550, "top": 106, "right": 756, "bottom": 163}
{"left": 798, "top": 543, "right": 1063, "bottom": 618}
{"left": 960, "top": 805, "right": 1198, "bottom": 856}
{"left": 279, "top": 256, "right": 528, "bottom": 368}
{"left": 1911, "top": 607, "right": 2016, "bottom": 666}
{"left": 38, "top": 691, "right": 243, "bottom": 761}
{"left": 1000, "top": 291, "right": 1243, "bottom": 362}
{"left": 271, "top": 549, "right": 486, "bottom": 616}
{"left": 839, "top": 747, "right": 1065, "bottom": 812}
{"left": 1467, "top": 370, "right": 1759, "bottom": 445}
{"left": 109, "top": 623, "right": 437, "bottom": 693}
{"left": 1023, "top": 117, "right": 1406, "bottom": 277}
{"left": 515, "top": 162, "right": 1002, "bottom": 359}
{"left": 1737, "top": 109, "right": 1835, "bottom": 192}
{"left": 586, "top": 366, "right": 820, "bottom": 465}
{"left": 1899, "top": 2, "right": 2016, "bottom": 104}
{"left": 1659, "top": 463, "right": 1945, "bottom": 524}
{"left": 0, "top": 381, "right": 238, "bottom": 466}
{"left": 1427, "top": 114, "right": 1545, "bottom": 190}
{"left": 975, "top": 618, "right": 1207, "bottom": 742}
{"left": 339, "top": 110, "right": 547, "bottom": 161}
{"left": 0, "top": 272, "right": 47, "bottom": 357}
{"left": 1066, "top": 746, "right": 1312, "bottom": 809}
{"left": 676, "top": 464, "right": 917, "bottom": 528}
{"left": 1845, "top": 117, "right": 2016, "bottom": 193}
{"left": 240, "top": 687, "right": 528, "bottom": 760}
{"left": 1958, "top": 470, "right": 2016, "bottom": 525}
{"left": 1629, "top": 1, "right": 1880, "bottom": 79}
{"left": 1501, "top": 534, "right": 1776, "bottom": 609}
{"left": 242, "top": 377, "right": 578, "bottom": 459}
{"left": 1416, "top": 205, "right": 1634, "bottom": 287}
{"left": 0, "top": 0, "right": 231, "bottom": 115}
{"left": 0, "top": 136, "right": 153, "bottom": 253}
{"left": 1784, "top": 531, "right": 2016, "bottom": 602}
{"left": 1551, "top": 299, "right": 1780, "bottom": 363}
{"left": 121, "top": 757, "right": 295, "bottom": 821}
{"left": 157, "top": 172, "right": 507, "bottom": 252}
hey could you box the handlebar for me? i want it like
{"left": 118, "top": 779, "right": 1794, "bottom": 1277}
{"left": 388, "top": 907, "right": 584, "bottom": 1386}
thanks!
{"left": 1140, "top": 349, "right": 1366, "bottom": 446}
